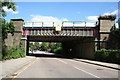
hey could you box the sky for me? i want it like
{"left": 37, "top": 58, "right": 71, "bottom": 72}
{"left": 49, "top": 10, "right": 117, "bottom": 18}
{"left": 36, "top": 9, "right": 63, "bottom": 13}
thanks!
{"left": 4, "top": 2, "right": 119, "bottom": 27}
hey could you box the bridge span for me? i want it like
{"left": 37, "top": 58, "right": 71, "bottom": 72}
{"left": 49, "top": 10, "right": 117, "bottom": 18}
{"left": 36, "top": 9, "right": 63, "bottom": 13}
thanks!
{"left": 21, "top": 21, "right": 97, "bottom": 59}
{"left": 23, "top": 21, "right": 97, "bottom": 42}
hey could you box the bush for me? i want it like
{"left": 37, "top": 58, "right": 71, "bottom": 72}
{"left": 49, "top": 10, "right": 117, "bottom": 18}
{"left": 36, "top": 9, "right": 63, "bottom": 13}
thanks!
{"left": 54, "top": 47, "right": 62, "bottom": 54}
{"left": 2, "top": 47, "right": 25, "bottom": 60}
{"left": 95, "top": 49, "right": 120, "bottom": 64}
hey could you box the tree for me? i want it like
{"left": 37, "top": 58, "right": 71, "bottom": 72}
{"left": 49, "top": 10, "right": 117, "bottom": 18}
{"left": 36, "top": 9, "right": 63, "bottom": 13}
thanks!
{"left": 34, "top": 42, "right": 40, "bottom": 49}
{"left": 1, "top": 1, "right": 17, "bottom": 59}
{"left": 2, "top": 19, "right": 14, "bottom": 41}
{"left": 1, "top": 1, "right": 16, "bottom": 40}
{"left": 40, "top": 42, "right": 61, "bottom": 52}
{"left": 40, "top": 42, "right": 49, "bottom": 51}
{"left": 29, "top": 43, "right": 35, "bottom": 51}
{"left": 1, "top": 1, "right": 16, "bottom": 17}
{"left": 29, "top": 42, "right": 41, "bottom": 51}
{"left": 49, "top": 43, "right": 61, "bottom": 50}
{"left": 29, "top": 42, "right": 62, "bottom": 52}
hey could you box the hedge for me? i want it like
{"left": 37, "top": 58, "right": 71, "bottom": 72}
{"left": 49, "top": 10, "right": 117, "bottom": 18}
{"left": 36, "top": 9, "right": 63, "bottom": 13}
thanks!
{"left": 95, "top": 49, "right": 120, "bottom": 64}
{"left": 2, "top": 47, "right": 26, "bottom": 60}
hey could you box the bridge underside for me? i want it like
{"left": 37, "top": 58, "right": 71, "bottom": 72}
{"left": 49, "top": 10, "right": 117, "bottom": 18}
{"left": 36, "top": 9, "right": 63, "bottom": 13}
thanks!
{"left": 27, "top": 35, "right": 93, "bottom": 42}
{"left": 27, "top": 36, "right": 95, "bottom": 59}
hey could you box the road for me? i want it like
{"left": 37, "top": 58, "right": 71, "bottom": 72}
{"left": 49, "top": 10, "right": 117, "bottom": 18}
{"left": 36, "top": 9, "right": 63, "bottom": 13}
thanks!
{"left": 13, "top": 52, "right": 118, "bottom": 79}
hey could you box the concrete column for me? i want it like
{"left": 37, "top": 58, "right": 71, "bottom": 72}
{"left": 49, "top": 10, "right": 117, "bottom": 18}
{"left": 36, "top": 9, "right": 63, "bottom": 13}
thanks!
{"left": 12, "top": 19, "right": 24, "bottom": 47}
{"left": 62, "top": 38, "right": 95, "bottom": 59}
{"left": 11, "top": 19, "right": 24, "bottom": 32}
{"left": 20, "top": 37, "right": 27, "bottom": 56}
{"left": 62, "top": 42, "right": 70, "bottom": 57}
{"left": 62, "top": 41, "right": 81, "bottom": 58}
{"left": 77, "top": 38, "right": 95, "bottom": 59}
{"left": 26, "top": 40, "right": 29, "bottom": 55}
{"left": 98, "top": 15, "right": 116, "bottom": 49}
{"left": 4, "top": 19, "right": 24, "bottom": 50}
{"left": 62, "top": 41, "right": 74, "bottom": 57}
{"left": 82, "top": 41, "right": 95, "bottom": 59}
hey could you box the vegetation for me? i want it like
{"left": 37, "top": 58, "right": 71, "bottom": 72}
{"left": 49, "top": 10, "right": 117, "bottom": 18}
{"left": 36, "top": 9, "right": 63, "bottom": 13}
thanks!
{"left": 29, "top": 42, "right": 40, "bottom": 51}
{"left": 2, "top": 19, "right": 15, "bottom": 41}
{"left": 98, "top": 19, "right": 120, "bottom": 64}
{"left": 1, "top": 1, "right": 16, "bottom": 17}
{"left": 98, "top": 15, "right": 116, "bottom": 20}
{"left": 1, "top": 1, "right": 16, "bottom": 40}
{"left": 40, "top": 42, "right": 49, "bottom": 51}
{"left": 95, "top": 49, "right": 120, "bottom": 64}
{"left": 29, "top": 42, "right": 62, "bottom": 53}
{"left": 54, "top": 47, "right": 62, "bottom": 55}
{"left": 108, "top": 28, "right": 120, "bottom": 49}
{"left": 2, "top": 47, "right": 25, "bottom": 60}
{"left": 1, "top": 1, "right": 16, "bottom": 41}
{"left": 1, "top": 1, "right": 25, "bottom": 60}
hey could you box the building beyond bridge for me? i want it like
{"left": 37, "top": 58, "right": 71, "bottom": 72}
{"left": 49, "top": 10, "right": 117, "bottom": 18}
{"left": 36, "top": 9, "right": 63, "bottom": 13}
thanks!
{"left": 4, "top": 15, "right": 116, "bottom": 59}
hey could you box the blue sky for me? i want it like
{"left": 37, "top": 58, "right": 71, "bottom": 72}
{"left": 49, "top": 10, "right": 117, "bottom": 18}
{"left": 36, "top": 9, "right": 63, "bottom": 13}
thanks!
{"left": 4, "top": 2, "right": 118, "bottom": 23}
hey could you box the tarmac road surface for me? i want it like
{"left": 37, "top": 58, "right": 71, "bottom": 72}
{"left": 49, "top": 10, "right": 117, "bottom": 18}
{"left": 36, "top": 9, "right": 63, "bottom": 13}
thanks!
{"left": 14, "top": 53, "right": 118, "bottom": 79}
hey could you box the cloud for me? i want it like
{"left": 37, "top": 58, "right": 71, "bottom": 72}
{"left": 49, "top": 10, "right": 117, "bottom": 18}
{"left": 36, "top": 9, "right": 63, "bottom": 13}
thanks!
{"left": 25, "top": 14, "right": 96, "bottom": 27}
{"left": 30, "top": 15, "right": 69, "bottom": 22}
{"left": 87, "top": 9, "right": 118, "bottom": 21}
{"left": 24, "top": 15, "right": 69, "bottom": 27}
{"left": 111, "top": 10, "right": 118, "bottom": 15}
{"left": 87, "top": 16, "right": 99, "bottom": 21}
{"left": 103, "top": 9, "right": 118, "bottom": 16}
{"left": 115, "top": 23, "right": 119, "bottom": 28}
{"left": 3, "top": 6, "right": 19, "bottom": 14}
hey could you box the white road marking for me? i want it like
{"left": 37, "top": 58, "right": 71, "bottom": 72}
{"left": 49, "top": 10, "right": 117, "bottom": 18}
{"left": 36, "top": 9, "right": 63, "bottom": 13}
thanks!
{"left": 57, "top": 59, "right": 68, "bottom": 64}
{"left": 57, "top": 59, "right": 101, "bottom": 79}
{"left": 11, "top": 58, "right": 38, "bottom": 80}
{"left": 73, "top": 66, "right": 101, "bottom": 79}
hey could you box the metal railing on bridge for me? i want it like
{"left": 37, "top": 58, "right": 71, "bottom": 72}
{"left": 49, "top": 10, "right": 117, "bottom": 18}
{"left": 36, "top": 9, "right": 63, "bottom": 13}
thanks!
{"left": 23, "top": 21, "right": 97, "bottom": 28}
{"left": 23, "top": 21, "right": 98, "bottom": 37}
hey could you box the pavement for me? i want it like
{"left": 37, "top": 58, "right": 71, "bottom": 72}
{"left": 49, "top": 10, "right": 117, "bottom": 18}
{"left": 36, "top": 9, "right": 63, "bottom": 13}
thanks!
{"left": 0, "top": 56, "right": 36, "bottom": 78}
{"left": 74, "top": 58, "right": 120, "bottom": 70}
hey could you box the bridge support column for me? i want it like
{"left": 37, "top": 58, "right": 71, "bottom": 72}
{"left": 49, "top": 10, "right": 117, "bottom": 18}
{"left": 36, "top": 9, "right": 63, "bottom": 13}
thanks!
{"left": 76, "top": 38, "right": 95, "bottom": 59}
{"left": 20, "top": 37, "right": 27, "bottom": 56}
{"left": 62, "top": 41, "right": 79, "bottom": 58}
{"left": 62, "top": 38, "right": 95, "bottom": 59}
{"left": 62, "top": 42, "right": 73, "bottom": 57}
{"left": 5, "top": 19, "right": 24, "bottom": 50}
{"left": 97, "top": 16, "right": 116, "bottom": 49}
{"left": 26, "top": 40, "right": 29, "bottom": 55}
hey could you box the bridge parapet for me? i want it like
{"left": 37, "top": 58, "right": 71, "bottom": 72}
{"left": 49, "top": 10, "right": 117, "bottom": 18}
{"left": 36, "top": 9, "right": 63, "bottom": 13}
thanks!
{"left": 23, "top": 21, "right": 97, "bottom": 28}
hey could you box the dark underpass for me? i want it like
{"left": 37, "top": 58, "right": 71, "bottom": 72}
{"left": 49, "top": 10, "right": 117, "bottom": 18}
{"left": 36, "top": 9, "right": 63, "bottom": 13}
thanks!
{"left": 27, "top": 35, "right": 95, "bottom": 59}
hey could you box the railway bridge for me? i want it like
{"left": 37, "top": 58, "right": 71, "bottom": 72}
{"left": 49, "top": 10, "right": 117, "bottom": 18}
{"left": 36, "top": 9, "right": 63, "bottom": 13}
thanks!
{"left": 8, "top": 16, "right": 116, "bottom": 59}
{"left": 23, "top": 21, "right": 97, "bottom": 58}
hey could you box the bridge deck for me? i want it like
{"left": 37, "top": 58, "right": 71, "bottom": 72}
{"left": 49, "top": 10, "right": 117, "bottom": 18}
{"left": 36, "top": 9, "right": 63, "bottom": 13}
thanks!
{"left": 22, "top": 21, "right": 97, "bottom": 37}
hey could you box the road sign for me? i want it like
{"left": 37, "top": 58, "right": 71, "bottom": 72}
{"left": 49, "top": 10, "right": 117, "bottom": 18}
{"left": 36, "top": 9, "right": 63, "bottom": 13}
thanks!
{"left": 55, "top": 25, "right": 62, "bottom": 31}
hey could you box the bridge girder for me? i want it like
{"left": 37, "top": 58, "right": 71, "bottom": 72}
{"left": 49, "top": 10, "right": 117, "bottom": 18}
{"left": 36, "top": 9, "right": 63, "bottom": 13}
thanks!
{"left": 27, "top": 35, "right": 94, "bottom": 42}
